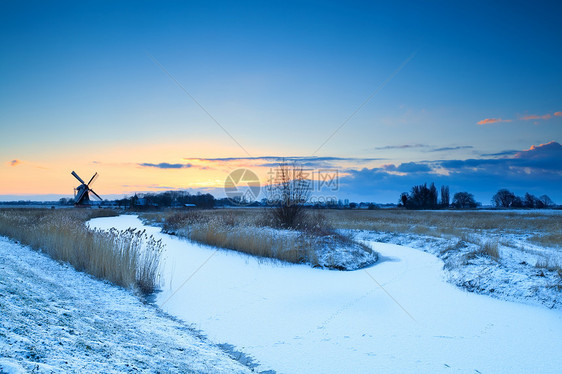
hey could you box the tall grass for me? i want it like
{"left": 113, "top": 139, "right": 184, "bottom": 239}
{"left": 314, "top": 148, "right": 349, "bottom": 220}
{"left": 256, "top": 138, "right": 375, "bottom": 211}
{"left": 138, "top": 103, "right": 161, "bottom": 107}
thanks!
{"left": 142, "top": 207, "right": 562, "bottom": 269}
{"left": 160, "top": 210, "right": 320, "bottom": 264}
{"left": 0, "top": 209, "right": 162, "bottom": 294}
{"left": 144, "top": 208, "right": 561, "bottom": 246}
{"left": 147, "top": 209, "right": 375, "bottom": 269}
{"left": 465, "top": 241, "right": 500, "bottom": 261}
{"left": 535, "top": 257, "right": 562, "bottom": 277}
{"left": 322, "top": 209, "right": 561, "bottom": 237}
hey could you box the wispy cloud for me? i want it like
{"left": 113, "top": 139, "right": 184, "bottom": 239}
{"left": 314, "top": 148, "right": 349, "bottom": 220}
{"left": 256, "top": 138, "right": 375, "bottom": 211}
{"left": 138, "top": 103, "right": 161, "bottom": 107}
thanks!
{"left": 383, "top": 162, "right": 432, "bottom": 173}
{"left": 520, "top": 114, "right": 552, "bottom": 121}
{"left": 477, "top": 118, "right": 511, "bottom": 125}
{"left": 374, "top": 144, "right": 473, "bottom": 153}
{"left": 8, "top": 159, "right": 21, "bottom": 167}
{"left": 122, "top": 184, "right": 180, "bottom": 190}
{"left": 480, "top": 150, "right": 520, "bottom": 157}
{"left": 373, "top": 144, "right": 428, "bottom": 150}
{"left": 139, "top": 162, "right": 193, "bottom": 169}
{"left": 429, "top": 146, "right": 473, "bottom": 152}
{"left": 138, "top": 156, "right": 386, "bottom": 173}
{"left": 183, "top": 156, "right": 384, "bottom": 163}
{"left": 478, "top": 111, "right": 561, "bottom": 126}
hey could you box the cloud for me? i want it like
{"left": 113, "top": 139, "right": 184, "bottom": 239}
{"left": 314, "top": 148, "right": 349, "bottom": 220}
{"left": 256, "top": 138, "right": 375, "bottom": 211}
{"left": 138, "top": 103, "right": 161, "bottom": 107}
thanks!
{"left": 122, "top": 184, "right": 179, "bottom": 190}
{"left": 478, "top": 111, "right": 561, "bottom": 126}
{"left": 373, "top": 144, "right": 428, "bottom": 150}
{"left": 181, "top": 156, "right": 385, "bottom": 170}
{"left": 8, "top": 159, "right": 21, "bottom": 167}
{"left": 440, "top": 141, "right": 562, "bottom": 173}
{"left": 374, "top": 144, "right": 473, "bottom": 153}
{"left": 476, "top": 118, "right": 511, "bottom": 125}
{"left": 184, "top": 156, "right": 384, "bottom": 163}
{"left": 383, "top": 162, "right": 432, "bottom": 173}
{"left": 480, "top": 150, "right": 519, "bottom": 157}
{"left": 512, "top": 141, "right": 562, "bottom": 168}
{"left": 520, "top": 114, "right": 552, "bottom": 121}
{"left": 338, "top": 142, "right": 562, "bottom": 203}
{"left": 139, "top": 162, "right": 192, "bottom": 169}
{"left": 429, "top": 146, "right": 473, "bottom": 152}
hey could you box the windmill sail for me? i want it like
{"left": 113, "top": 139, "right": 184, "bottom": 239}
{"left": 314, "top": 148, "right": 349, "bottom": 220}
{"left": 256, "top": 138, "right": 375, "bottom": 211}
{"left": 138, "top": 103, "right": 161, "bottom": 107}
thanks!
{"left": 71, "top": 171, "right": 102, "bottom": 206}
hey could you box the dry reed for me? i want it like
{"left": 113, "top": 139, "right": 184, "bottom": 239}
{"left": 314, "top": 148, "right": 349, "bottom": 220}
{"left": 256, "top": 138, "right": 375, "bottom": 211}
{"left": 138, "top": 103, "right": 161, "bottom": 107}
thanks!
{"left": 146, "top": 209, "right": 372, "bottom": 269}
{"left": 0, "top": 208, "right": 162, "bottom": 294}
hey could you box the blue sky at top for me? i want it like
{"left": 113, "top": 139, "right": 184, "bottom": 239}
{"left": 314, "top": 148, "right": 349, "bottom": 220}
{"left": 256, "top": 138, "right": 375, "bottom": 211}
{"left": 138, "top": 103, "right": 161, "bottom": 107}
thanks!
{"left": 0, "top": 1, "right": 561, "bottom": 203}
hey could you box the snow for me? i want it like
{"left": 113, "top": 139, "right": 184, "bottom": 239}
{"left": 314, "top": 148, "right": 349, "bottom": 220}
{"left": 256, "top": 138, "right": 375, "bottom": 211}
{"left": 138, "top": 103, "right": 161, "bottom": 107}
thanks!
{"left": 0, "top": 236, "right": 252, "bottom": 373}
{"left": 89, "top": 215, "right": 562, "bottom": 374}
{"left": 356, "top": 231, "right": 561, "bottom": 309}
{"left": 0, "top": 359, "right": 26, "bottom": 374}
{"left": 165, "top": 223, "right": 378, "bottom": 271}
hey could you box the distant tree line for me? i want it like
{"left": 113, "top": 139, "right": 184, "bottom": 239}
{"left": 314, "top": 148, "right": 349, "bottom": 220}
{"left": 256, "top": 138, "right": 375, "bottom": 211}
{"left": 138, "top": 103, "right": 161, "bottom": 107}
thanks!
{"left": 399, "top": 183, "right": 465, "bottom": 209}
{"left": 492, "top": 189, "right": 554, "bottom": 209}
{"left": 399, "top": 184, "right": 555, "bottom": 210}
{"left": 114, "top": 191, "right": 216, "bottom": 209}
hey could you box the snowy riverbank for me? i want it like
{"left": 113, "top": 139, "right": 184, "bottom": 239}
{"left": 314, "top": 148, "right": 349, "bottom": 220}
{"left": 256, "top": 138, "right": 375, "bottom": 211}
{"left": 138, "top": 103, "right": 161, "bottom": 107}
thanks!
{"left": 0, "top": 236, "right": 252, "bottom": 374}
{"left": 90, "top": 215, "right": 562, "bottom": 374}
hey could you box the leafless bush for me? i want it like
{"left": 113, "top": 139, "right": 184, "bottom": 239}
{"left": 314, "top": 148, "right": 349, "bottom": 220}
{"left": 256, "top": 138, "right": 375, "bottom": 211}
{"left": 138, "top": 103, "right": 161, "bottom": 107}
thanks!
{"left": 300, "top": 210, "right": 333, "bottom": 236}
{"left": 265, "top": 161, "right": 311, "bottom": 229}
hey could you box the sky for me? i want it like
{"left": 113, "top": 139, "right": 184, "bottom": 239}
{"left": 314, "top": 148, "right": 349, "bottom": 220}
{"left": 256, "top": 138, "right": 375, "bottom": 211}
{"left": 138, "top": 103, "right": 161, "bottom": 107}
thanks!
{"left": 1, "top": 0, "right": 561, "bottom": 204}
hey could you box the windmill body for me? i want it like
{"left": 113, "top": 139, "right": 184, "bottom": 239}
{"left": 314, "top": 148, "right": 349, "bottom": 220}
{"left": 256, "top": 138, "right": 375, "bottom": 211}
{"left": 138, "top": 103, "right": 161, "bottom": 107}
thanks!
{"left": 71, "top": 171, "right": 102, "bottom": 206}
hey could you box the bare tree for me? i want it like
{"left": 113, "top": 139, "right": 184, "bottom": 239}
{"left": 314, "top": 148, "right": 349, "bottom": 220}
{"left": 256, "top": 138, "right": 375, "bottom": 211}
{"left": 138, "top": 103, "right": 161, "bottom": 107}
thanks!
{"left": 452, "top": 192, "right": 478, "bottom": 208}
{"left": 524, "top": 192, "right": 538, "bottom": 208}
{"left": 440, "top": 185, "right": 450, "bottom": 208}
{"left": 539, "top": 194, "right": 554, "bottom": 208}
{"left": 265, "top": 161, "right": 312, "bottom": 228}
{"left": 492, "top": 189, "right": 516, "bottom": 208}
{"left": 403, "top": 182, "right": 438, "bottom": 209}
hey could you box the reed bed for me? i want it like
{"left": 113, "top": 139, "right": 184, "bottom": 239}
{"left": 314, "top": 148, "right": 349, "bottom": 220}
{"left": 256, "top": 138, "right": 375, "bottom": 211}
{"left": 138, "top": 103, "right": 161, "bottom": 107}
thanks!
{"left": 323, "top": 209, "right": 559, "bottom": 233}
{"left": 535, "top": 256, "right": 562, "bottom": 277}
{"left": 320, "top": 209, "right": 561, "bottom": 247}
{"left": 0, "top": 208, "right": 162, "bottom": 294}
{"left": 144, "top": 210, "right": 375, "bottom": 269}
{"left": 144, "top": 208, "right": 561, "bottom": 246}
{"left": 465, "top": 241, "right": 500, "bottom": 261}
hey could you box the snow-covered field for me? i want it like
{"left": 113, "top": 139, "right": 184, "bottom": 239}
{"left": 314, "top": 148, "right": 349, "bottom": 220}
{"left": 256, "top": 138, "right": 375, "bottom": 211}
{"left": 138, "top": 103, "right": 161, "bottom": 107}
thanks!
{"left": 90, "top": 215, "right": 562, "bottom": 374}
{"left": 0, "top": 236, "right": 252, "bottom": 374}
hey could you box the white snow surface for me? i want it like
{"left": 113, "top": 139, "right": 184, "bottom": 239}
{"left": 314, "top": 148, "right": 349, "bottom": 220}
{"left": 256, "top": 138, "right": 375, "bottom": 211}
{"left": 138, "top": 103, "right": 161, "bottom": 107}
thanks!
{"left": 89, "top": 215, "right": 562, "bottom": 374}
{"left": 355, "top": 231, "right": 562, "bottom": 309}
{"left": 0, "top": 236, "right": 252, "bottom": 374}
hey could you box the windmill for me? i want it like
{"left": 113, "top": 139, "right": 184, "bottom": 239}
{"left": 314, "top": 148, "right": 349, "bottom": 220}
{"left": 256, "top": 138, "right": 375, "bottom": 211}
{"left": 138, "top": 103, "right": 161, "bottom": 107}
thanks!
{"left": 71, "top": 171, "right": 102, "bottom": 206}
